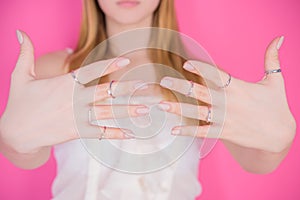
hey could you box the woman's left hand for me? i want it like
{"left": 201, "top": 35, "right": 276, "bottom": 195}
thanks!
{"left": 158, "top": 36, "right": 296, "bottom": 153}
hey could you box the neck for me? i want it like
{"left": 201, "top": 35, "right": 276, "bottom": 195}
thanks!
{"left": 106, "top": 15, "right": 153, "bottom": 37}
{"left": 105, "top": 16, "right": 153, "bottom": 57}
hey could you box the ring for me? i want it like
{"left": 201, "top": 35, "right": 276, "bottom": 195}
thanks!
{"left": 70, "top": 70, "right": 83, "bottom": 85}
{"left": 99, "top": 126, "right": 106, "bottom": 140}
{"left": 265, "top": 68, "right": 281, "bottom": 75}
{"left": 107, "top": 80, "right": 116, "bottom": 98}
{"left": 219, "top": 73, "right": 231, "bottom": 89}
{"left": 206, "top": 108, "right": 212, "bottom": 123}
{"left": 186, "top": 81, "right": 194, "bottom": 96}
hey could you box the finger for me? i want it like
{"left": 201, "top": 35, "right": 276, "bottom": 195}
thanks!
{"left": 71, "top": 57, "right": 130, "bottom": 85}
{"left": 160, "top": 77, "right": 212, "bottom": 104}
{"left": 79, "top": 126, "right": 135, "bottom": 139}
{"left": 82, "top": 80, "right": 148, "bottom": 102}
{"left": 91, "top": 105, "right": 150, "bottom": 120}
{"left": 263, "top": 36, "right": 284, "bottom": 80}
{"left": 182, "top": 60, "right": 230, "bottom": 89}
{"left": 13, "top": 30, "right": 36, "bottom": 80}
{"left": 171, "top": 125, "right": 222, "bottom": 139}
{"left": 158, "top": 101, "right": 210, "bottom": 121}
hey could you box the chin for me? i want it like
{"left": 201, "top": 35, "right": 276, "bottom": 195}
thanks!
{"left": 108, "top": 12, "right": 152, "bottom": 27}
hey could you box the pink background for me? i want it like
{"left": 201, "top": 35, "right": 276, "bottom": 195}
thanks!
{"left": 0, "top": 0, "right": 299, "bottom": 199}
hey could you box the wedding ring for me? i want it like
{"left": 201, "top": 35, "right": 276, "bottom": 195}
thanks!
{"left": 186, "top": 81, "right": 194, "bottom": 96}
{"left": 206, "top": 108, "right": 212, "bottom": 123}
{"left": 70, "top": 70, "right": 83, "bottom": 85}
{"left": 265, "top": 68, "right": 281, "bottom": 75}
{"left": 219, "top": 73, "right": 231, "bottom": 89}
{"left": 107, "top": 80, "right": 116, "bottom": 98}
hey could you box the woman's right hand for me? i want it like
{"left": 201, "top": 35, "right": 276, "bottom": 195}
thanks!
{"left": 0, "top": 31, "right": 148, "bottom": 158}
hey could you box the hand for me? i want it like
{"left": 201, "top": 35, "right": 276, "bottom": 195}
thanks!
{"left": 0, "top": 31, "right": 148, "bottom": 154}
{"left": 158, "top": 36, "right": 296, "bottom": 153}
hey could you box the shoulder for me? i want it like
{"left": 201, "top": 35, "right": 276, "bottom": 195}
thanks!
{"left": 35, "top": 48, "right": 73, "bottom": 79}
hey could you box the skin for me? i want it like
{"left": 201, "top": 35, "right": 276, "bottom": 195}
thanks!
{"left": 159, "top": 37, "right": 296, "bottom": 173}
{"left": 0, "top": 0, "right": 160, "bottom": 169}
{"left": 0, "top": 0, "right": 296, "bottom": 174}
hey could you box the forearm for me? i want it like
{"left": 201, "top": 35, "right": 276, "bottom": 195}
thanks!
{"left": 0, "top": 118, "right": 51, "bottom": 169}
{"left": 222, "top": 140, "right": 290, "bottom": 174}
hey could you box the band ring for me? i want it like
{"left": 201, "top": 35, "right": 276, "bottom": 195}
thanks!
{"left": 220, "top": 73, "right": 231, "bottom": 89}
{"left": 88, "top": 109, "right": 106, "bottom": 140}
{"left": 70, "top": 70, "right": 83, "bottom": 85}
{"left": 186, "top": 81, "right": 194, "bottom": 96}
{"left": 265, "top": 69, "right": 281, "bottom": 75}
{"left": 206, "top": 108, "right": 212, "bottom": 123}
{"left": 99, "top": 126, "right": 106, "bottom": 140}
{"left": 107, "top": 80, "right": 116, "bottom": 98}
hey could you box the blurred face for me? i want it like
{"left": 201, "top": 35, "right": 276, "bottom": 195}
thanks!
{"left": 98, "top": 0, "right": 161, "bottom": 25}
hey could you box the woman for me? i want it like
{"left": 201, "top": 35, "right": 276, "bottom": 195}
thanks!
{"left": 0, "top": 0, "right": 296, "bottom": 199}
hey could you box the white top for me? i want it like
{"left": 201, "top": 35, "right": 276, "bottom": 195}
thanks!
{"left": 51, "top": 95, "right": 202, "bottom": 200}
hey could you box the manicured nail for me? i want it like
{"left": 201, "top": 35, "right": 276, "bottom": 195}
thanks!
{"left": 277, "top": 36, "right": 284, "bottom": 50}
{"left": 66, "top": 47, "right": 73, "bottom": 54}
{"left": 183, "top": 63, "right": 195, "bottom": 71}
{"left": 136, "top": 107, "right": 150, "bottom": 114}
{"left": 16, "top": 30, "right": 23, "bottom": 44}
{"left": 116, "top": 58, "right": 130, "bottom": 67}
{"left": 171, "top": 129, "right": 181, "bottom": 135}
{"left": 123, "top": 130, "right": 135, "bottom": 139}
{"left": 134, "top": 81, "right": 148, "bottom": 90}
{"left": 158, "top": 103, "right": 170, "bottom": 111}
{"left": 160, "top": 78, "right": 173, "bottom": 88}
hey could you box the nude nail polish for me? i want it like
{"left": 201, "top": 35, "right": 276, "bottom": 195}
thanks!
{"left": 160, "top": 78, "right": 173, "bottom": 88}
{"left": 183, "top": 63, "right": 195, "bottom": 71}
{"left": 277, "top": 36, "right": 284, "bottom": 50}
{"left": 171, "top": 129, "right": 181, "bottom": 135}
{"left": 16, "top": 30, "right": 23, "bottom": 44}
{"left": 116, "top": 58, "right": 130, "bottom": 67}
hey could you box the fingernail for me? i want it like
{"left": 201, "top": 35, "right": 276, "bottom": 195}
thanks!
{"left": 134, "top": 81, "right": 148, "bottom": 90}
{"left": 160, "top": 78, "right": 173, "bottom": 88}
{"left": 277, "top": 36, "right": 284, "bottom": 50}
{"left": 183, "top": 63, "right": 195, "bottom": 71}
{"left": 16, "top": 30, "right": 23, "bottom": 44}
{"left": 136, "top": 107, "right": 150, "bottom": 114}
{"left": 123, "top": 130, "right": 135, "bottom": 139}
{"left": 171, "top": 129, "right": 181, "bottom": 135}
{"left": 116, "top": 58, "right": 130, "bottom": 68}
{"left": 158, "top": 103, "right": 170, "bottom": 111}
{"left": 66, "top": 47, "right": 73, "bottom": 54}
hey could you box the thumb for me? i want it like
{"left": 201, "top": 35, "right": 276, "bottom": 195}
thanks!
{"left": 14, "top": 30, "right": 36, "bottom": 80}
{"left": 264, "top": 36, "right": 284, "bottom": 79}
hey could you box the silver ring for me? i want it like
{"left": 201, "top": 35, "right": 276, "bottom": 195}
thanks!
{"left": 265, "top": 68, "right": 281, "bottom": 75}
{"left": 186, "top": 81, "right": 194, "bottom": 96}
{"left": 206, "top": 108, "right": 212, "bottom": 123}
{"left": 107, "top": 80, "right": 116, "bottom": 98}
{"left": 70, "top": 70, "right": 83, "bottom": 85}
{"left": 99, "top": 126, "right": 106, "bottom": 140}
{"left": 220, "top": 73, "right": 231, "bottom": 89}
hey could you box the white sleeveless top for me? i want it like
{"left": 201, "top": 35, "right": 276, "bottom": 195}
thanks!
{"left": 51, "top": 95, "right": 202, "bottom": 200}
